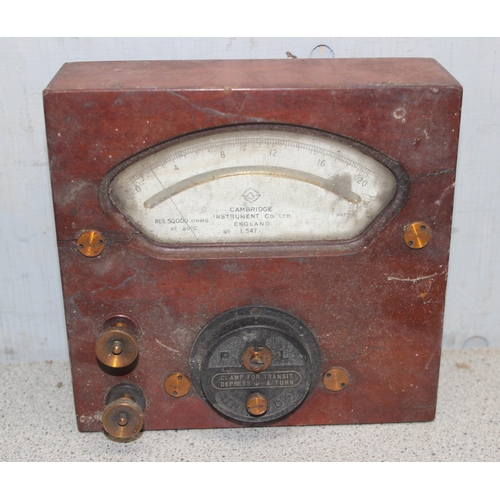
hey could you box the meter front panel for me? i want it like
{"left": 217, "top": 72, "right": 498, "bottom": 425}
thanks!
{"left": 44, "top": 59, "right": 462, "bottom": 436}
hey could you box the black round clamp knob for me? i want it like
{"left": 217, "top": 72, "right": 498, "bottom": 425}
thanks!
{"left": 190, "top": 306, "right": 321, "bottom": 424}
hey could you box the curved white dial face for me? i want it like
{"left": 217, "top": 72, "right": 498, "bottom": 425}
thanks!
{"left": 108, "top": 128, "right": 397, "bottom": 245}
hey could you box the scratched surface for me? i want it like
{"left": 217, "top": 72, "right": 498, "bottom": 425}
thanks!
{"left": 1, "top": 37, "right": 500, "bottom": 363}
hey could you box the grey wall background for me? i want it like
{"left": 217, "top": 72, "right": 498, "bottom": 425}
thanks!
{"left": 1, "top": 37, "right": 499, "bottom": 362}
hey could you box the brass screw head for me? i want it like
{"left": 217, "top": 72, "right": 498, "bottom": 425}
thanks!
{"left": 323, "top": 367, "right": 349, "bottom": 392}
{"left": 246, "top": 393, "right": 268, "bottom": 416}
{"left": 404, "top": 222, "right": 431, "bottom": 249}
{"left": 164, "top": 372, "right": 191, "bottom": 398}
{"left": 76, "top": 230, "right": 105, "bottom": 257}
{"left": 242, "top": 346, "right": 272, "bottom": 373}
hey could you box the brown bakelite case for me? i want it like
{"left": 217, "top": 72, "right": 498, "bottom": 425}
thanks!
{"left": 44, "top": 59, "right": 461, "bottom": 433}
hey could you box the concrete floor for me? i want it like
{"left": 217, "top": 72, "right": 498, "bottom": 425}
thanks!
{"left": 1, "top": 348, "right": 498, "bottom": 461}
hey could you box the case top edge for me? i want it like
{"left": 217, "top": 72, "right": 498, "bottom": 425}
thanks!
{"left": 43, "top": 58, "right": 461, "bottom": 93}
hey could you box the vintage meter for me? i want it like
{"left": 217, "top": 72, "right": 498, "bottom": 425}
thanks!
{"left": 44, "top": 59, "right": 461, "bottom": 438}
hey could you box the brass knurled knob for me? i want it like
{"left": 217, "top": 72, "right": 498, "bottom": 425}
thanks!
{"left": 102, "top": 395, "right": 144, "bottom": 439}
{"left": 95, "top": 324, "right": 138, "bottom": 369}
